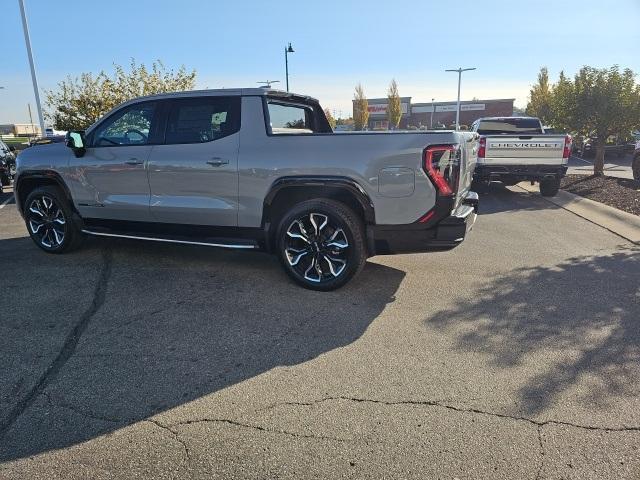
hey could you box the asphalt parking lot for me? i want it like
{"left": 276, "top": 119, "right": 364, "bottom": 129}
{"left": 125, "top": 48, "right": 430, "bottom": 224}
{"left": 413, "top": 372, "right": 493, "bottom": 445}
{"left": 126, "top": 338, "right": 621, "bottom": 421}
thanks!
{"left": 0, "top": 185, "right": 639, "bottom": 479}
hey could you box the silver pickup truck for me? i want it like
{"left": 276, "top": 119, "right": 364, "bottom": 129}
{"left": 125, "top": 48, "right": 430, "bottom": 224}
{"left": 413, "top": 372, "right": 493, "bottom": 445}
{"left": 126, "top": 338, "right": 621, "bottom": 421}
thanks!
{"left": 470, "top": 116, "right": 571, "bottom": 196}
{"left": 15, "top": 88, "right": 478, "bottom": 290}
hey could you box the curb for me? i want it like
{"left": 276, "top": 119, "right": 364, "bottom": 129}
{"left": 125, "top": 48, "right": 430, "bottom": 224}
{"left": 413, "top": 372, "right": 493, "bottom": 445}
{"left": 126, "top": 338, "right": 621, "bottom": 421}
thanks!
{"left": 516, "top": 183, "right": 640, "bottom": 244}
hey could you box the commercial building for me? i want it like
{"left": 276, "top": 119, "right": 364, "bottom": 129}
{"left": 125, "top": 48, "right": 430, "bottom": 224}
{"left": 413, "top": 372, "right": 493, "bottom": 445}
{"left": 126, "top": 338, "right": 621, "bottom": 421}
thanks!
{"left": 0, "top": 123, "right": 42, "bottom": 137}
{"left": 353, "top": 97, "right": 515, "bottom": 130}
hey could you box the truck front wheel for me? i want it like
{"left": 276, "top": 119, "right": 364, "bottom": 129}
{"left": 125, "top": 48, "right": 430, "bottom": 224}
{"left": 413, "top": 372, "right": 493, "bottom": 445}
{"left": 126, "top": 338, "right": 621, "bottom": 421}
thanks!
{"left": 539, "top": 177, "right": 560, "bottom": 197}
{"left": 24, "top": 186, "right": 84, "bottom": 254}
{"left": 276, "top": 199, "right": 367, "bottom": 291}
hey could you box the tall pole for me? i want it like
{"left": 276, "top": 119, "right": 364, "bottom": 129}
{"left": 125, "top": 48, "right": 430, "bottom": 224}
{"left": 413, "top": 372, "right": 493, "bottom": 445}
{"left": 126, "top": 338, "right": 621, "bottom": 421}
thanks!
{"left": 430, "top": 98, "right": 435, "bottom": 129}
{"left": 285, "top": 47, "right": 289, "bottom": 92}
{"left": 19, "top": 0, "right": 45, "bottom": 137}
{"left": 445, "top": 67, "right": 476, "bottom": 130}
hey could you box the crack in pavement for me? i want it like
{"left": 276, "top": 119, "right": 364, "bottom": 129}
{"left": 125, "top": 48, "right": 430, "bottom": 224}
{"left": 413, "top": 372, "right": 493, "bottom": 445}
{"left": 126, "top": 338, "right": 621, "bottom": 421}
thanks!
{"left": 167, "top": 417, "right": 350, "bottom": 443}
{"left": 254, "top": 396, "right": 640, "bottom": 433}
{"left": 41, "top": 392, "right": 121, "bottom": 424}
{"left": 0, "top": 249, "right": 113, "bottom": 438}
{"left": 145, "top": 420, "right": 192, "bottom": 467}
{"left": 535, "top": 425, "right": 545, "bottom": 480}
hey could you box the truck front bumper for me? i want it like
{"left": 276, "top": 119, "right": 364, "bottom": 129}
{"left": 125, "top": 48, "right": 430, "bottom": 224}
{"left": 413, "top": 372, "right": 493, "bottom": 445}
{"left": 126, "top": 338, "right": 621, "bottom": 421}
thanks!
{"left": 369, "top": 191, "right": 478, "bottom": 255}
{"left": 474, "top": 164, "right": 567, "bottom": 183}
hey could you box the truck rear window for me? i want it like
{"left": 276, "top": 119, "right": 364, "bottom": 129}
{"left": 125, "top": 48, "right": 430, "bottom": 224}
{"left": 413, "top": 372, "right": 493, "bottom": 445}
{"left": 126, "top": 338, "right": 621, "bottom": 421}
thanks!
{"left": 476, "top": 118, "right": 543, "bottom": 135}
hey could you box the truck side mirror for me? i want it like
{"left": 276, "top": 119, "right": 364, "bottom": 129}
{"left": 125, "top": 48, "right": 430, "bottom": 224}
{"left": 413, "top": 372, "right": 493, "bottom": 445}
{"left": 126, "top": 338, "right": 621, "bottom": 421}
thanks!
{"left": 65, "top": 131, "right": 86, "bottom": 157}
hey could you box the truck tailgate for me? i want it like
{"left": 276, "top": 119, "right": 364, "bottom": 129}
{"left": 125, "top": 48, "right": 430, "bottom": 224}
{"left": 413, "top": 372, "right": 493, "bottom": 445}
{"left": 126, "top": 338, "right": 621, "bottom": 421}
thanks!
{"left": 483, "top": 135, "right": 566, "bottom": 165}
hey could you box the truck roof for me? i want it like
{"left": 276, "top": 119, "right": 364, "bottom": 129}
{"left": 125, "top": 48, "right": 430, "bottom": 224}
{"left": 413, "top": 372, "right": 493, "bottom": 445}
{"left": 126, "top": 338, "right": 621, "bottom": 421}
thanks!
{"left": 476, "top": 116, "right": 541, "bottom": 121}
{"left": 116, "top": 88, "right": 319, "bottom": 104}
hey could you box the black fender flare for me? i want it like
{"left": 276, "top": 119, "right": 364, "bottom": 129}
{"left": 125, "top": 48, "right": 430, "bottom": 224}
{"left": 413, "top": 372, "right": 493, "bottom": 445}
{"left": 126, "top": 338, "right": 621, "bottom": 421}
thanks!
{"left": 263, "top": 175, "right": 376, "bottom": 226}
{"left": 14, "top": 170, "right": 76, "bottom": 217}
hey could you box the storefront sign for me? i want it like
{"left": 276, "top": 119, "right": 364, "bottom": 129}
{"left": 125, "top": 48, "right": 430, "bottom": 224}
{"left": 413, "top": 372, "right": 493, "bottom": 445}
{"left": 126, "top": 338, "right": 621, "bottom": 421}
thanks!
{"left": 367, "top": 103, "right": 409, "bottom": 116}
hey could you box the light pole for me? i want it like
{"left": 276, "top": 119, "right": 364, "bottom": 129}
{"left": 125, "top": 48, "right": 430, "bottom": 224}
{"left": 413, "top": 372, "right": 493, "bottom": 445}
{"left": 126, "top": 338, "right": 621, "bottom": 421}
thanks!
{"left": 445, "top": 67, "right": 476, "bottom": 130}
{"left": 284, "top": 43, "right": 294, "bottom": 92}
{"left": 430, "top": 98, "right": 435, "bottom": 129}
{"left": 18, "top": 0, "right": 45, "bottom": 137}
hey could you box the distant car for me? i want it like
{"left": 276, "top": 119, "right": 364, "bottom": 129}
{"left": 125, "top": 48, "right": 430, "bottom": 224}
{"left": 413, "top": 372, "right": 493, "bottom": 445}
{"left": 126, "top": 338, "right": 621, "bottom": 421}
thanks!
{"left": 580, "top": 136, "right": 625, "bottom": 158}
{"left": 633, "top": 141, "right": 640, "bottom": 181}
{"left": 0, "top": 140, "right": 16, "bottom": 187}
{"left": 28, "top": 135, "right": 66, "bottom": 147}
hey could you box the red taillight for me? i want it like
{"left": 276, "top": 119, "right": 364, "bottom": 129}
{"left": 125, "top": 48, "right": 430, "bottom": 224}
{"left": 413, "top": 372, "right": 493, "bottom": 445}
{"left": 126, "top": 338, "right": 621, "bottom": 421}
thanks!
{"left": 563, "top": 134, "right": 572, "bottom": 159}
{"left": 423, "top": 144, "right": 460, "bottom": 196}
{"left": 478, "top": 137, "right": 486, "bottom": 158}
{"left": 417, "top": 210, "right": 435, "bottom": 223}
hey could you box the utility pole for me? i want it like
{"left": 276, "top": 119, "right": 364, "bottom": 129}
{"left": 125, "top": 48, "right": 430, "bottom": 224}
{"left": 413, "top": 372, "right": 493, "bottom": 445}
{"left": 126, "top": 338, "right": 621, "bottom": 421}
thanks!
{"left": 430, "top": 98, "right": 435, "bottom": 129}
{"left": 284, "top": 43, "right": 294, "bottom": 91}
{"left": 445, "top": 67, "right": 476, "bottom": 130}
{"left": 19, "top": 0, "right": 45, "bottom": 137}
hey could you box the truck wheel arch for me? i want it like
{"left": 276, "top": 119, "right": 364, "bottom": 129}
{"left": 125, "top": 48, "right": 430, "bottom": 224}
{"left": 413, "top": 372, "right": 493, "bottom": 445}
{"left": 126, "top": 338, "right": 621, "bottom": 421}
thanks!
{"left": 262, "top": 176, "right": 375, "bottom": 251}
{"left": 15, "top": 171, "right": 76, "bottom": 217}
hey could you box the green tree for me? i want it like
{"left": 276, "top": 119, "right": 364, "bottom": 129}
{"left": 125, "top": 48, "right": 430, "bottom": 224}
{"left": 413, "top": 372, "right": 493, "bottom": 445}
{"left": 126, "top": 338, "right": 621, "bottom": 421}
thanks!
{"left": 353, "top": 83, "right": 369, "bottom": 131}
{"left": 387, "top": 79, "right": 402, "bottom": 129}
{"left": 324, "top": 108, "right": 337, "bottom": 129}
{"left": 45, "top": 59, "right": 197, "bottom": 131}
{"left": 552, "top": 66, "right": 640, "bottom": 175}
{"left": 525, "top": 67, "right": 553, "bottom": 125}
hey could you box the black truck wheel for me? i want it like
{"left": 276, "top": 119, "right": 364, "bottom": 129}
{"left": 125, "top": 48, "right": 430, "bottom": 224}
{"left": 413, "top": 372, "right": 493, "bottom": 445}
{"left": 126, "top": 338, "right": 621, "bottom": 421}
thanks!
{"left": 539, "top": 177, "right": 560, "bottom": 197}
{"left": 276, "top": 199, "right": 367, "bottom": 291}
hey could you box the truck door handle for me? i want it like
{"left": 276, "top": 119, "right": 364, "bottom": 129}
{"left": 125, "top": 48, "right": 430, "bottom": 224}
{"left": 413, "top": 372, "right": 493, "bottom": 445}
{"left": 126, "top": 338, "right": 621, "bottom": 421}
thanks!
{"left": 125, "top": 158, "right": 144, "bottom": 165}
{"left": 206, "top": 157, "right": 229, "bottom": 167}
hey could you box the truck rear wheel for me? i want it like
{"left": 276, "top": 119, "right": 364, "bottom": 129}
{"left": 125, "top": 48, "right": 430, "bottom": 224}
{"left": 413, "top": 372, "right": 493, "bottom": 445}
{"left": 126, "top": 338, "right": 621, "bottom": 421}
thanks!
{"left": 24, "top": 186, "right": 84, "bottom": 254}
{"left": 539, "top": 177, "right": 560, "bottom": 197}
{"left": 276, "top": 199, "right": 367, "bottom": 291}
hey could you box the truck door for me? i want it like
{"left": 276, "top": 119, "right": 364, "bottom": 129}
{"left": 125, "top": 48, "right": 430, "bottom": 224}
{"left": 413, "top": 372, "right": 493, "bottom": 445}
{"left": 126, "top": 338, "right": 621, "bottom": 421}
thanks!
{"left": 147, "top": 96, "right": 240, "bottom": 226}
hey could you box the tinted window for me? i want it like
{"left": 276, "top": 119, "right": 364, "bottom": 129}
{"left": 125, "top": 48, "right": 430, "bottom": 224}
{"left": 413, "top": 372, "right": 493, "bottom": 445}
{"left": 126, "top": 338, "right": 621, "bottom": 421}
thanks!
{"left": 475, "top": 118, "right": 543, "bottom": 135}
{"left": 267, "top": 101, "right": 315, "bottom": 134}
{"left": 165, "top": 96, "right": 240, "bottom": 144}
{"left": 93, "top": 102, "right": 157, "bottom": 146}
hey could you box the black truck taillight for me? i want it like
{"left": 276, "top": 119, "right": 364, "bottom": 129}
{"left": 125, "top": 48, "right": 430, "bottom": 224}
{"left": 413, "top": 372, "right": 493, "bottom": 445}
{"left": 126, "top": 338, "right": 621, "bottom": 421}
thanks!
{"left": 422, "top": 144, "right": 461, "bottom": 196}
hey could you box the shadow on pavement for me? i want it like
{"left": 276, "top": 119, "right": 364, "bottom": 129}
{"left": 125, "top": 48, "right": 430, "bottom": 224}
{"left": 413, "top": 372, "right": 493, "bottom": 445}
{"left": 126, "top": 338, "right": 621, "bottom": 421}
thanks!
{"left": 475, "top": 182, "right": 558, "bottom": 215}
{"left": 0, "top": 237, "right": 405, "bottom": 461}
{"left": 428, "top": 248, "right": 640, "bottom": 416}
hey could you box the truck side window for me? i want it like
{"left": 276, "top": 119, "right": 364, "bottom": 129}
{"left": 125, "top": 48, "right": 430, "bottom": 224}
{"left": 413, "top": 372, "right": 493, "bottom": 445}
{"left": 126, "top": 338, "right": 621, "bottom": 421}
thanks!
{"left": 165, "top": 96, "right": 240, "bottom": 144}
{"left": 267, "top": 101, "right": 316, "bottom": 134}
{"left": 93, "top": 102, "right": 158, "bottom": 147}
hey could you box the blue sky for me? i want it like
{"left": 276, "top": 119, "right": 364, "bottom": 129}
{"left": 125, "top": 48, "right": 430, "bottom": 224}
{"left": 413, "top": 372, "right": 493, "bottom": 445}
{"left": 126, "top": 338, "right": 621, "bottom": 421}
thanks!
{"left": 1, "top": 0, "right": 639, "bottom": 123}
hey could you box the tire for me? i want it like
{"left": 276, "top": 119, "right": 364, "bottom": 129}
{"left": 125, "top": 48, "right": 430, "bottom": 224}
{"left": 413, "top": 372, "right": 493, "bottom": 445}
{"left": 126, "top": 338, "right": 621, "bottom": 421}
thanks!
{"left": 633, "top": 155, "right": 640, "bottom": 181}
{"left": 539, "top": 177, "right": 560, "bottom": 197}
{"left": 0, "top": 173, "right": 10, "bottom": 187}
{"left": 24, "top": 186, "right": 84, "bottom": 254}
{"left": 275, "top": 199, "right": 367, "bottom": 291}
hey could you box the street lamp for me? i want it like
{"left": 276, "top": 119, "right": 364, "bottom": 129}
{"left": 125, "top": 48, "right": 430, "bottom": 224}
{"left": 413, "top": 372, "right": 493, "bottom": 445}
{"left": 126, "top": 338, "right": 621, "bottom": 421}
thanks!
{"left": 430, "top": 98, "right": 435, "bottom": 129}
{"left": 284, "top": 42, "right": 294, "bottom": 92}
{"left": 18, "top": 0, "right": 45, "bottom": 137}
{"left": 445, "top": 67, "right": 476, "bottom": 130}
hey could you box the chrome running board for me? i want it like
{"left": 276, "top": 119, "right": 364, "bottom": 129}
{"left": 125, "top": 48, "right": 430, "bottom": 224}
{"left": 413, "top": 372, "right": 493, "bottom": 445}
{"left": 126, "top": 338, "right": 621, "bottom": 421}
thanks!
{"left": 81, "top": 229, "right": 258, "bottom": 249}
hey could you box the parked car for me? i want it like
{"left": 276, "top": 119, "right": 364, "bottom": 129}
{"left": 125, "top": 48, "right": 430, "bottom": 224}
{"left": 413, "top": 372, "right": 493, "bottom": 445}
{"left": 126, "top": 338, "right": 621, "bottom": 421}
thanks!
{"left": 633, "top": 140, "right": 640, "bottom": 181}
{"left": 579, "top": 136, "right": 626, "bottom": 158}
{"left": 470, "top": 116, "right": 571, "bottom": 196}
{"left": 0, "top": 139, "right": 17, "bottom": 188}
{"left": 15, "top": 88, "right": 479, "bottom": 290}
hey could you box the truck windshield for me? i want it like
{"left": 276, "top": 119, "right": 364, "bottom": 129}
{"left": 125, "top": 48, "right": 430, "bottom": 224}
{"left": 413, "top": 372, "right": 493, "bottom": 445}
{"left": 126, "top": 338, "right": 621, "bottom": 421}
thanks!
{"left": 476, "top": 118, "right": 543, "bottom": 135}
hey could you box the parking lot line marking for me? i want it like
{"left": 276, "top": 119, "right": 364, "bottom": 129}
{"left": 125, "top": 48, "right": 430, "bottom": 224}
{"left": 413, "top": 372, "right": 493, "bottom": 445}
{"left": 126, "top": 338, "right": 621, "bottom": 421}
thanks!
{"left": 0, "top": 194, "right": 15, "bottom": 209}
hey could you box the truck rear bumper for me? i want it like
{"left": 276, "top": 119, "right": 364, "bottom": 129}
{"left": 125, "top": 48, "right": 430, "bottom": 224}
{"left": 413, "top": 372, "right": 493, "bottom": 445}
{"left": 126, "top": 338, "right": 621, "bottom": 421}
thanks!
{"left": 474, "top": 164, "right": 567, "bottom": 182}
{"left": 369, "top": 192, "right": 478, "bottom": 255}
